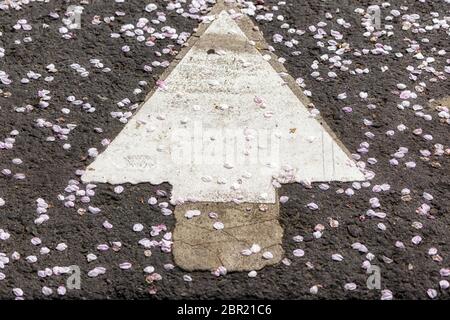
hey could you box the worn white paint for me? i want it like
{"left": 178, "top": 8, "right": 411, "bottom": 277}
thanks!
{"left": 81, "top": 11, "right": 365, "bottom": 204}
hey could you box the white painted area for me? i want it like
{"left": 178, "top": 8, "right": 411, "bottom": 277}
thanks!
{"left": 81, "top": 11, "right": 365, "bottom": 204}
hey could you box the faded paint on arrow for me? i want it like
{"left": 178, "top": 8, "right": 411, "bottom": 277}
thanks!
{"left": 81, "top": 10, "right": 365, "bottom": 204}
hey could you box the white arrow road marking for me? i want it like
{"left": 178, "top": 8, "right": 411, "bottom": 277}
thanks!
{"left": 81, "top": 10, "right": 365, "bottom": 204}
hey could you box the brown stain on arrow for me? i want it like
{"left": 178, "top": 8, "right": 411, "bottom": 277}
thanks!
{"left": 173, "top": 198, "right": 283, "bottom": 272}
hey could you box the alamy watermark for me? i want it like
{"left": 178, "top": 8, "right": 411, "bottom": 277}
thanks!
{"left": 110, "top": 121, "right": 282, "bottom": 171}
{"left": 169, "top": 122, "right": 281, "bottom": 167}
{"left": 366, "top": 265, "right": 381, "bottom": 290}
{"left": 366, "top": 5, "right": 382, "bottom": 30}
{"left": 63, "top": 263, "right": 380, "bottom": 291}
{"left": 63, "top": 3, "right": 383, "bottom": 31}
{"left": 66, "top": 265, "right": 81, "bottom": 290}
{"left": 64, "top": 5, "right": 84, "bottom": 30}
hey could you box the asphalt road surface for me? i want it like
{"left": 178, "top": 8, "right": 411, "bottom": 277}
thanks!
{"left": 0, "top": 0, "right": 449, "bottom": 300}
